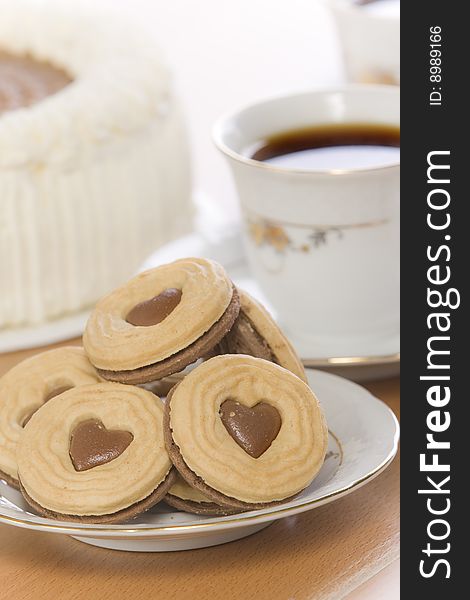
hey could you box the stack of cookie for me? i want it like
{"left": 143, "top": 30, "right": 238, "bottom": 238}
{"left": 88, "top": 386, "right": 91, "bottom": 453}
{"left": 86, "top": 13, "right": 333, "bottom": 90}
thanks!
{"left": 0, "top": 258, "right": 327, "bottom": 523}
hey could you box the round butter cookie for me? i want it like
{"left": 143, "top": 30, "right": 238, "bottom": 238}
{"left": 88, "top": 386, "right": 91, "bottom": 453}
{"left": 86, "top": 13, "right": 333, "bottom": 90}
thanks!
{"left": 83, "top": 258, "right": 240, "bottom": 384}
{"left": 218, "top": 289, "right": 307, "bottom": 382}
{"left": 164, "top": 355, "right": 327, "bottom": 509}
{"left": 165, "top": 474, "right": 242, "bottom": 516}
{"left": 0, "top": 347, "right": 102, "bottom": 488}
{"left": 17, "top": 383, "right": 175, "bottom": 523}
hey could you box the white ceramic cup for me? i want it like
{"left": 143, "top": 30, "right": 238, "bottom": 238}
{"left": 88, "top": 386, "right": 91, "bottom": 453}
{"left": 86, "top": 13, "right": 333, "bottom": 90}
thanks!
{"left": 213, "top": 85, "right": 400, "bottom": 357}
{"left": 328, "top": 0, "right": 400, "bottom": 85}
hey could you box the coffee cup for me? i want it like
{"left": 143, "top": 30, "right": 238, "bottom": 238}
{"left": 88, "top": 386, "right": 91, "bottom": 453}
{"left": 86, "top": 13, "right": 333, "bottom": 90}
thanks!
{"left": 328, "top": 0, "right": 400, "bottom": 85}
{"left": 213, "top": 85, "right": 400, "bottom": 358}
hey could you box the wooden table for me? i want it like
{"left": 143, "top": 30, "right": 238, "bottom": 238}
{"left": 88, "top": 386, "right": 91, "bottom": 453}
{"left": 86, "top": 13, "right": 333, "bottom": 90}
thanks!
{"left": 0, "top": 341, "right": 399, "bottom": 600}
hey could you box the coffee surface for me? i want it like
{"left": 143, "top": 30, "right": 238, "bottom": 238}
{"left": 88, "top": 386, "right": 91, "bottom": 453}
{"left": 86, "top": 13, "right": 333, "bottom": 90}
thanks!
{"left": 250, "top": 123, "right": 400, "bottom": 171}
{"left": 0, "top": 51, "right": 72, "bottom": 113}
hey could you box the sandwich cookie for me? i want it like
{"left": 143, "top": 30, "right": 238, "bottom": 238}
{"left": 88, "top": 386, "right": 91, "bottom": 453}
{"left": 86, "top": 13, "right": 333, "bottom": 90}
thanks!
{"left": 83, "top": 258, "right": 240, "bottom": 384}
{"left": 17, "top": 383, "right": 175, "bottom": 523}
{"left": 164, "top": 355, "right": 327, "bottom": 510}
{"left": 217, "top": 289, "right": 307, "bottom": 382}
{"left": 0, "top": 347, "right": 102, "bottom": 489}
{"left": 165, "top": 474, "right": 242, "bottom": 516}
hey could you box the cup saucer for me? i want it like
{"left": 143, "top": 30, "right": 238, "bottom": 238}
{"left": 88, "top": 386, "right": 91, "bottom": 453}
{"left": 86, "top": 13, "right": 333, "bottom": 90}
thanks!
{"left": 141, "top": 228, "right": 400, "bottom": 382}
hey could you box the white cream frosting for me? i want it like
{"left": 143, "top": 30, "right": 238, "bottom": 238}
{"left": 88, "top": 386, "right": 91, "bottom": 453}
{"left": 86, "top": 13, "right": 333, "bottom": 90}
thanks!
{"left": 0, "top": 0, "right": 192, "bottom": 327}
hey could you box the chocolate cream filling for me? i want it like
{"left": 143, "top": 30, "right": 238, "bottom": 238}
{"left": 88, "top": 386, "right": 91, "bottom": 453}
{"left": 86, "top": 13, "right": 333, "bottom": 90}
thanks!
{"left": 219, "top": 399, "right": 281, "bottom": 459}
{"left": 126, "top": 288, "right": 182, "bottom": 327}
{"left": 218, "top": 311, "right": 277, "bottom": 363}
{"left": 69, "top": 419, "right": 134, "bottom": 472}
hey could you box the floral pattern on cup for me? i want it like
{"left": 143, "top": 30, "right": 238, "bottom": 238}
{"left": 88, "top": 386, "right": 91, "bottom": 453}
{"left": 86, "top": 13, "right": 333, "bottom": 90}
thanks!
{"left": 247, "top": 216, "right": 388, "bottom": 254}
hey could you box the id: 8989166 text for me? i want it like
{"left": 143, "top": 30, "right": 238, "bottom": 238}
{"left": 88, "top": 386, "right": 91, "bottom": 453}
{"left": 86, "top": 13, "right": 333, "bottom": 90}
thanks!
{"left": 429, "top": 26, "right": 442, "bottom": 106}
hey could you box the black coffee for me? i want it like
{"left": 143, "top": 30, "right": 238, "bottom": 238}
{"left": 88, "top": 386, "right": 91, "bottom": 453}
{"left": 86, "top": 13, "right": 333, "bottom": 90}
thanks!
{"left": 249, "top": 123, "right": 400, "bottom": 171}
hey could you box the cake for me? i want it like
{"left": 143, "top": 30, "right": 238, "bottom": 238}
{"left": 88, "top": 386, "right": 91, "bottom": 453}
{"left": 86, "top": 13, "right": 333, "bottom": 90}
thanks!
{"left": 0, "top": 1, "right": 192, "bottom": 328}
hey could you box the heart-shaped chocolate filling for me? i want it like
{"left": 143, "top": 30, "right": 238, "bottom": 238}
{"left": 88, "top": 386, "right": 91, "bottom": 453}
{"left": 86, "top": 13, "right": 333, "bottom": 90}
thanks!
{"left": 126, "top": 288, "right": 182, "bottom": 326}
{"left": 69, "top": 419, "right": 134, "bottom": 472}
{"left": 219, "top": 399, "right": 281, "bottom": 458}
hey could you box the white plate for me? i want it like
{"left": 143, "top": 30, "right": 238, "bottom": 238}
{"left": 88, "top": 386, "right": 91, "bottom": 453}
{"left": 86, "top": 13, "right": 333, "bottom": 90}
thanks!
{"left": 0, "top": 369, "right": 399, "bottom": 552}
{"left": 0, "top": 311, "right": 89, "bottom": 354}
{"left": 141, "top": 230, "right": 400, "bottom": 381}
